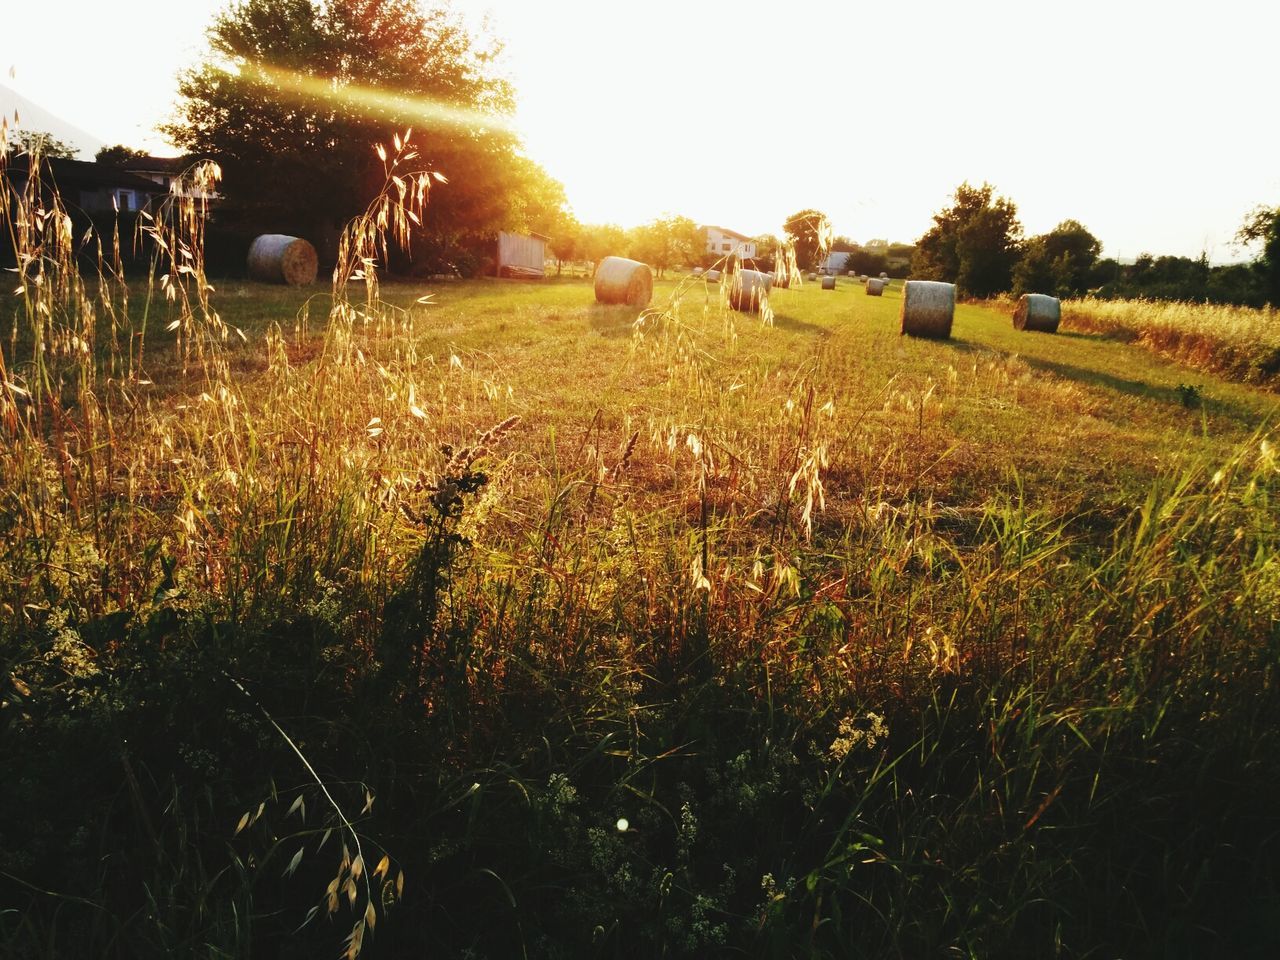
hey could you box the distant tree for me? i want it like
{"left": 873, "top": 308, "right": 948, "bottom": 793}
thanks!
{"left": 1013, "top": 219, "right": 1102, "bottom": 298}
{"left": 1088, "top": 257, "right": 1121, "bottom": 289}
{"left": 783, "top": 209, "right": 833, "bottom": 270}
{"left": 165, "top": 0, "right": 537, "bottom": 255}
{"left": 1238, "top": 203, "right": 1280, "bottom": 303}
{"left": 7, "top": 129, "right": 77, "bottom": 159}
{"left": 912, "top": 182, "right": 1022, "bottom": 297}
{"left": 753, "top": 233, "right": 779, "bottom": 264}
{"left": 547, "top": 215, "right": 580, "bottom": 276}
{"left": 95, "top": 144, "right": 148, "bottom": 166}
{"left": 629, "top": 215, "right": 701, "bottom": 278}
{"left": 579, "top": 223, "right": 628, "bottom": 271}
{"left": 843, "top": 245, "right": 887, "bottom": 276}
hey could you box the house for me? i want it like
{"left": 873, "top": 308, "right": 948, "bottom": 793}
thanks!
{"left": 701, "top": 225, "right": 756, "bottom": 260}
{"left": 4, "top": 154, "right": 171, "bottom": 214}
{"left": 119, "top": 155, "right": 219, "bottom": 201}
{"left": 496, "top": 231, "right": 549, "bottom": 278}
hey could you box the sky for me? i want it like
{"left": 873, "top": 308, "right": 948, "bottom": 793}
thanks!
{"left": 2, "top": 0, "right": 1277, "bottom": 261}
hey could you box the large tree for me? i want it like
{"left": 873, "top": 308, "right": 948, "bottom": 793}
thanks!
{"left": 165, "top": 0, "right": 559, "bottom": 256}
{"left": 783, "top": 209, "right": 833, "bottom": 271}
{"left": 1013, "top": 219, "right": 1102, "bottom": 298}
{"left": 912, "top": 182, "right": 1022, "bottom": 297}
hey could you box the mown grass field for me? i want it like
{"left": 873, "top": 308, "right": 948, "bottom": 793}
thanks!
{"left": 3, "top": 254, "right": 1280, "bottom": 960}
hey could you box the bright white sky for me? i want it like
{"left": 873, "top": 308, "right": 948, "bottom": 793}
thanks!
{"left": 3, "top": 0, "right": 1277, "bottom": 261}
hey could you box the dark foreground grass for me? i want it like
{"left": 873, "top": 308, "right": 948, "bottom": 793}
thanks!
{"left": 2, "top": 175, "right": 1279, "bottom": 958}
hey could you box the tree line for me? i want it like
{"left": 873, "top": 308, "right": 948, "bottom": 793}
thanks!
{"left": 910, "top": 182, "right": 1279, "bottom": 307}
{"left": 8, "top": 0, "right": 1276, "bottom": 304}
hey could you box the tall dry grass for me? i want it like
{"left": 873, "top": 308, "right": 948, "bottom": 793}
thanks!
{"left": 1062, "top": 296, "right": 1280, "bottom": 386}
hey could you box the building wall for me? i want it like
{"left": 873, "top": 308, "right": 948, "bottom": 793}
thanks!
{"left": 496, "top": 231, "right": 547, "bottom": 275}
{"left": 704, "top": 227, "right": 756, "bottom": 260}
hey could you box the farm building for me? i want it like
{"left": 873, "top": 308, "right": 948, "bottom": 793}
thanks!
{"left": 702, "top": 225, "right": 756, "bottom": 260}
{"left": 496, "top": 231, "right": 550, "bottom": 278}
{"left": 120, "top": 154, "right": 220, "bottom": 201}
{"left": 2, "top": 154, "right": 171, "bottom": 214}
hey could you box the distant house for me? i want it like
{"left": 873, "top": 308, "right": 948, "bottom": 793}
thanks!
{"left": 119, "top": 155, "right": 219, "bottom": 201}
{"left": 702, "top": 225, "right": 756, "bottom": 260}
{"left": 496, "top": 231, "right": 549, "bottom": 278}
{"left": 4, "top": 154, "right": 171, "bottom": 214}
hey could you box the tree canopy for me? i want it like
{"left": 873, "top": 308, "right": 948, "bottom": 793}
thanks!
{"left": 95, "top": 144, "right": 148, "bottom": 166}
{"left": 165, "top": 0, "right": 567, "bottom": 262}
{"left": 1013, "top": 219, "right": 1102, "bottom": 298}
{"left": 783, "top": 209, "right": 833, "bottom": 270}
{"left": 1238, "top": 204, "right": 1280, "bottom": 304}
{"left": 912, "top": 183, "right": 1022, "bottom": 297}
{"left": 629, "top": 216, "right": 701, "bottom": 278}
{"left": 6, "top": 130, "right": 77, "bottom": 159}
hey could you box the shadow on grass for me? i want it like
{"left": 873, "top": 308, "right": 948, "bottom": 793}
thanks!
{"left": 770, "top": 311, "right": 829, "bottom": 337}
{"left": 1023, "top": 355, "right": 1264, "bottom": 424}
{"left": 588, "top": 305, "right": 641, "bottom": 338}
{"left": 938, "top": 337, "right": 1262, "bottom": 423}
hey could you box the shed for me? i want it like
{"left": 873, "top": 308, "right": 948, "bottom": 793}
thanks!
{"left": 497, "top": 231, "right": 549, "bottom": 278}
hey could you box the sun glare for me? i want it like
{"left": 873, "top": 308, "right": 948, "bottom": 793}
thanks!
{"left": 236, "top": 61, "right": 518, "bottom": 137}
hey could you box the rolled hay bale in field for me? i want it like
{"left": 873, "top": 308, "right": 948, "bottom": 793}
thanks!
{"left": 247, "top": 234, "right": 318, "bottom": 285}
{"left": 704, "top": 268, "right": 722, "bottom": 282}
{"left": 821, "top": 275, "right": 836, "bottom": 290}
{"left": 1013, "top": 293, "right": 1061, "bottom": 332}
{"left": 860, "top": 274, "right": 868, "bottom": 283}
{"left": 879, "top": 271, "right": 889, "bottom": 280}
{"left": 900, "top": 280, "right": 956, "bottom": 338}
{"left": 728, "top": 269, "right": 773, "bottom": 311}
{"left": 866, "top": 277, "right": 886, "bottom": 296}
{"left": 693, "top": 266, "right": 704, "bottom": 276}
{"left": 594, "top": 256, "right": 654, "bottom": 306}
{"left": 807, "top": 272, "right": 817, "bottom": 282}
{"left": 847, "top": 270, "right": 857, "bottom": 277}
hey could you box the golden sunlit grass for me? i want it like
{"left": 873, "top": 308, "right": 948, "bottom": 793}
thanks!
{"left": 1062, "top": 296, "right": 1280, "bottom": 386}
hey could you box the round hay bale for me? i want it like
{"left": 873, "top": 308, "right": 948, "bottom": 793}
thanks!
{"left": 900, "top": 280, "right": 955, "bottom": 339}
{"left": 594, "top": 256, "right": 653, "bottom": 307}
{"left": 1013, "top": 293, "right": 1061, "bottom": 332}
{"left": 879, "top": 271, "right": 889, "bottom": 280}
{"left": 806, "top": 272, "right": 817, "bottom": 282}
{"left": 247, "top": 234, "right": 318, "bottom": 285}
{"left": 693, "top": 266, "right": 704, "bottom": 276}
{"left": 705, "top": 269, "right": 722, "bottom": 282}
{"left": 821, "top": 275, "right": 836, "bottom": 291}
{"left": 728, "top": 269, "right": 773, "bottom": 311}
{"left": 866, "top": 277, "right": 886, "bottom": 296}
{"left": 847, "top": 270, "right": 856, "bottom": 277}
